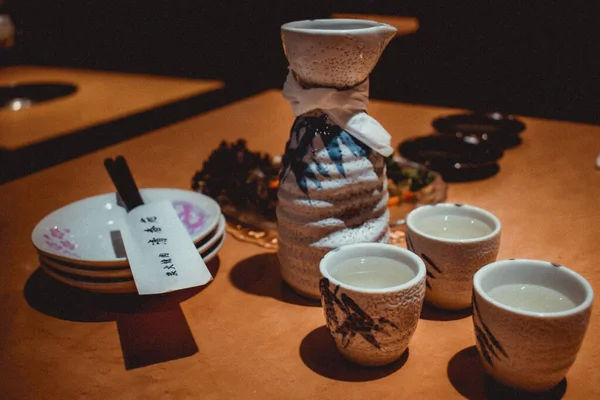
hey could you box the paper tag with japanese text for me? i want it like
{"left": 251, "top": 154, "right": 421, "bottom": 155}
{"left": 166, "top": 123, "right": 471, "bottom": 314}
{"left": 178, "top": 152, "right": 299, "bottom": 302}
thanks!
{"left": 120, "top": 199, "right": 213, "bottom": 295}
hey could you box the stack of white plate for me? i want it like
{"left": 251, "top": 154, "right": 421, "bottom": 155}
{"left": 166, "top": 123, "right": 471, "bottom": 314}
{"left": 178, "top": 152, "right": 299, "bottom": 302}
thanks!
{"left": 31, "top": 188, "right": 225, "bottom": 294}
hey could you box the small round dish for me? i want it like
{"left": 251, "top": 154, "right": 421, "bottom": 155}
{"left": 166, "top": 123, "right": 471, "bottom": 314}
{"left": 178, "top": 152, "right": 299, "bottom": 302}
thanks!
{"left": 32, "top": 188, "right": 221, "bottom": 266}
{"left": 40, "top": 255, "right": 134, "bottom": 278}
{"left": 398, "top": 135, "right": 504, "bottom": 182}
{"left": 38, "top": 231, "right": 226, "bottom": 294}
{"left": 432, "top": 113, "right": 526, "bottom": 149}
{"left": 37, "top": 214, "right": 226, "bottom": 279}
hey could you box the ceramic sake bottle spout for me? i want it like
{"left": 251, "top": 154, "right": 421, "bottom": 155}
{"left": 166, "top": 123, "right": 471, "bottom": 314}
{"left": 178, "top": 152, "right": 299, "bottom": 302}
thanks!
{"left": 281, "top": 19, "right": 397, "bottom": 89}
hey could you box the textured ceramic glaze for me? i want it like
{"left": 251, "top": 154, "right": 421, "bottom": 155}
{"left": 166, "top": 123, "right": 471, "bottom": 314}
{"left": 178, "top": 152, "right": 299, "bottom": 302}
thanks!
{"left": 406, "top": 203, "right": 501, "bottom": 310}
{"left": 281, "top": 19, "right": 396, "bottom": 88}
{"left": 319, "top": 243, "right": 426, "bottom": 366}
{"left": 277, "top": 114, "right": 390, "bottom": 298}
{"left": 473, "top": 259, "right": 594, "bottom": 392}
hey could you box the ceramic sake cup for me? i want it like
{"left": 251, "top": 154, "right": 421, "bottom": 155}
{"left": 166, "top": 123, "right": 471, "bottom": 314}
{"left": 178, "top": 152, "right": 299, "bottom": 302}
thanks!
{"left": 472, "top": 259, "right": 594, "bottom": 392}
{"left": 319, "top": 243, "right": 426, "bottom": 366}
{"left": 406, "top": 203, "right": 501, "bottom": 310}
{"left": 281, "top": 19, "right": 396, "bottom": 88}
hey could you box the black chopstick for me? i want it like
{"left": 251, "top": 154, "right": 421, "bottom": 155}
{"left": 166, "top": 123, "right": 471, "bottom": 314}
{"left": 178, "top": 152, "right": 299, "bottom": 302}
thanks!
{"left": 104, "top": 156, "right": 145, "bottom": 211}
{"left": 115, "top": 156, "right": 145, "bottom": 209}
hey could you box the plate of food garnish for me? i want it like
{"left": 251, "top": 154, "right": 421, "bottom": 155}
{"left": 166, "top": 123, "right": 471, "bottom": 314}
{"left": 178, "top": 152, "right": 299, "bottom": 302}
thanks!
{"left": 191, "top": 140, "right": 447, "bottom": 249}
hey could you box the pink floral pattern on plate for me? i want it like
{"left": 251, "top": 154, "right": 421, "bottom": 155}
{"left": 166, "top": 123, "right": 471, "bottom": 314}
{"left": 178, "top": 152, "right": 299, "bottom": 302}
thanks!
{"left": 43, "top": 227, "right": 81, "bottom": 258}
{"left": 173, "top": 200, "right": 207, "bottom": 236}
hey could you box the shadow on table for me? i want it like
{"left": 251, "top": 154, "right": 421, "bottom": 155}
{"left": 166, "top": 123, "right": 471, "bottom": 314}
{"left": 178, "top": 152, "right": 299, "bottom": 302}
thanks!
{"left": 23, "top": 258, "right": 220, "bottom": 370}
{"left": 229, "top": 252, "right": 320, "bottom": 307}
{"left": 420, "top": 303, "right": 472, "bottom": 321}
{"left": 299, "top": 325, "right": 408, "bottom": 382}
{"left": 447, "top": 346, "right": 567, "bottom": 400}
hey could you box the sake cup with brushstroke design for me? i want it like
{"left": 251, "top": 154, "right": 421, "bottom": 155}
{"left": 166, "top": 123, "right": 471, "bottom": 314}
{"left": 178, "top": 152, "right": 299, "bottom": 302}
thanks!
{"left": 472, "top": 259, "right": 593, "bottom": 392}
{"left": 406, "top": 203, "right": 501, "bottom": 310}
{"left": 319, "top": 243, "right": 426, "bottom": 367}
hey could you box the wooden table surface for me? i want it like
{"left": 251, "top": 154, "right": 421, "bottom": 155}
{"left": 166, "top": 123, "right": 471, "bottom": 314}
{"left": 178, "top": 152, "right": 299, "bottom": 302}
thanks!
{"left": 0, "top": 66, "right": 223, "bottom": 150}
{"left": 1, "top": 90, "right": 598, "bottom": 399}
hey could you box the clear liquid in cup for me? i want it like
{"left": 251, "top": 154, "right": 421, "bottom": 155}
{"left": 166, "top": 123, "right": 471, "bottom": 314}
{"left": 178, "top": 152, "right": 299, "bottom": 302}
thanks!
{"left": 331, "top": 256, "right": 415, "bottom": 289}
{"left": 418, "top": 214, "right": 492, "bottom": 239}
{"left": 488, "top": 283, "right": 577, "bottom": 313}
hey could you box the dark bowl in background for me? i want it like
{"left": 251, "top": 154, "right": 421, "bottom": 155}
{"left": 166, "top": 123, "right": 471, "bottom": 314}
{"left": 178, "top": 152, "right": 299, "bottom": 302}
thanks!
{"left": 432, "top": 112, "right": 526, "bottom": 149}
{"left": 398, "top": 135, "right": 504, "bottom": 182}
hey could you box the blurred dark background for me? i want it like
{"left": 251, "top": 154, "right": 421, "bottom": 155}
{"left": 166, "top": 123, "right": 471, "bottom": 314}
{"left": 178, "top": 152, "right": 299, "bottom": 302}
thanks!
{"left": 4, "top": 0, "right": 599, "bottom": 124}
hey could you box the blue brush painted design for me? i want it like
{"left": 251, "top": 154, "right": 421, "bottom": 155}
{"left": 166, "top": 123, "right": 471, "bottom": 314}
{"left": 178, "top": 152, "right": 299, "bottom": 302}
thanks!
{"left": 312, "top": 157, "right": 330, "bottom": 178}
{"left": 303, "top": 165, "right": 322, "bottom": 190}
{"left": 320, "top": 131, "right": 345, "bottom": 177}
{"left": 280, "top": 113, "right": 373, "bottom": 196}
{"left": 339, "top": 130, "right": 369, "bottom": 158}
{"left": 473, "top": 293, "right": 508, "bottom": 367}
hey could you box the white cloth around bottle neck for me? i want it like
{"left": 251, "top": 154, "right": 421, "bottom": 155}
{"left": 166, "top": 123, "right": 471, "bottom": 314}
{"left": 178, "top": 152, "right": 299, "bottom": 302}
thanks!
{"left": 282, "top": 70, "right": 394, "bottom": 157}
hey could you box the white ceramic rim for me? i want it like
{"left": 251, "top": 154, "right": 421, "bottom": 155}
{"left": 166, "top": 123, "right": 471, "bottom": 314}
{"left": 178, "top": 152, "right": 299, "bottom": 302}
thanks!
{"left": 406, "top": 203, "right": 501, "bottom": 243}
{"left": 196, "top": 214, "right": 226, "bottom": 254}
{"left": 31, "top": 188, "right": 221, "bottom": 265}
{"left": 38, "top": 232, "right": 226, "bottom": 292}
{"left": 37, "top": 214, "right": 226, "bottom": 273}
{"left": 319, "top": 243, "right": 426, "bottom": 294}
{"left": 281, "top": 19, "right": 396, "bottom": 35}
{"left": 40, "top": 254, "right": 134, "bottom": 277}
{"left": 473, "top": 259, "right": 594, "bottom": 318}
{"left": 39, "top": 261, "right": 137, "bottom": 293}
